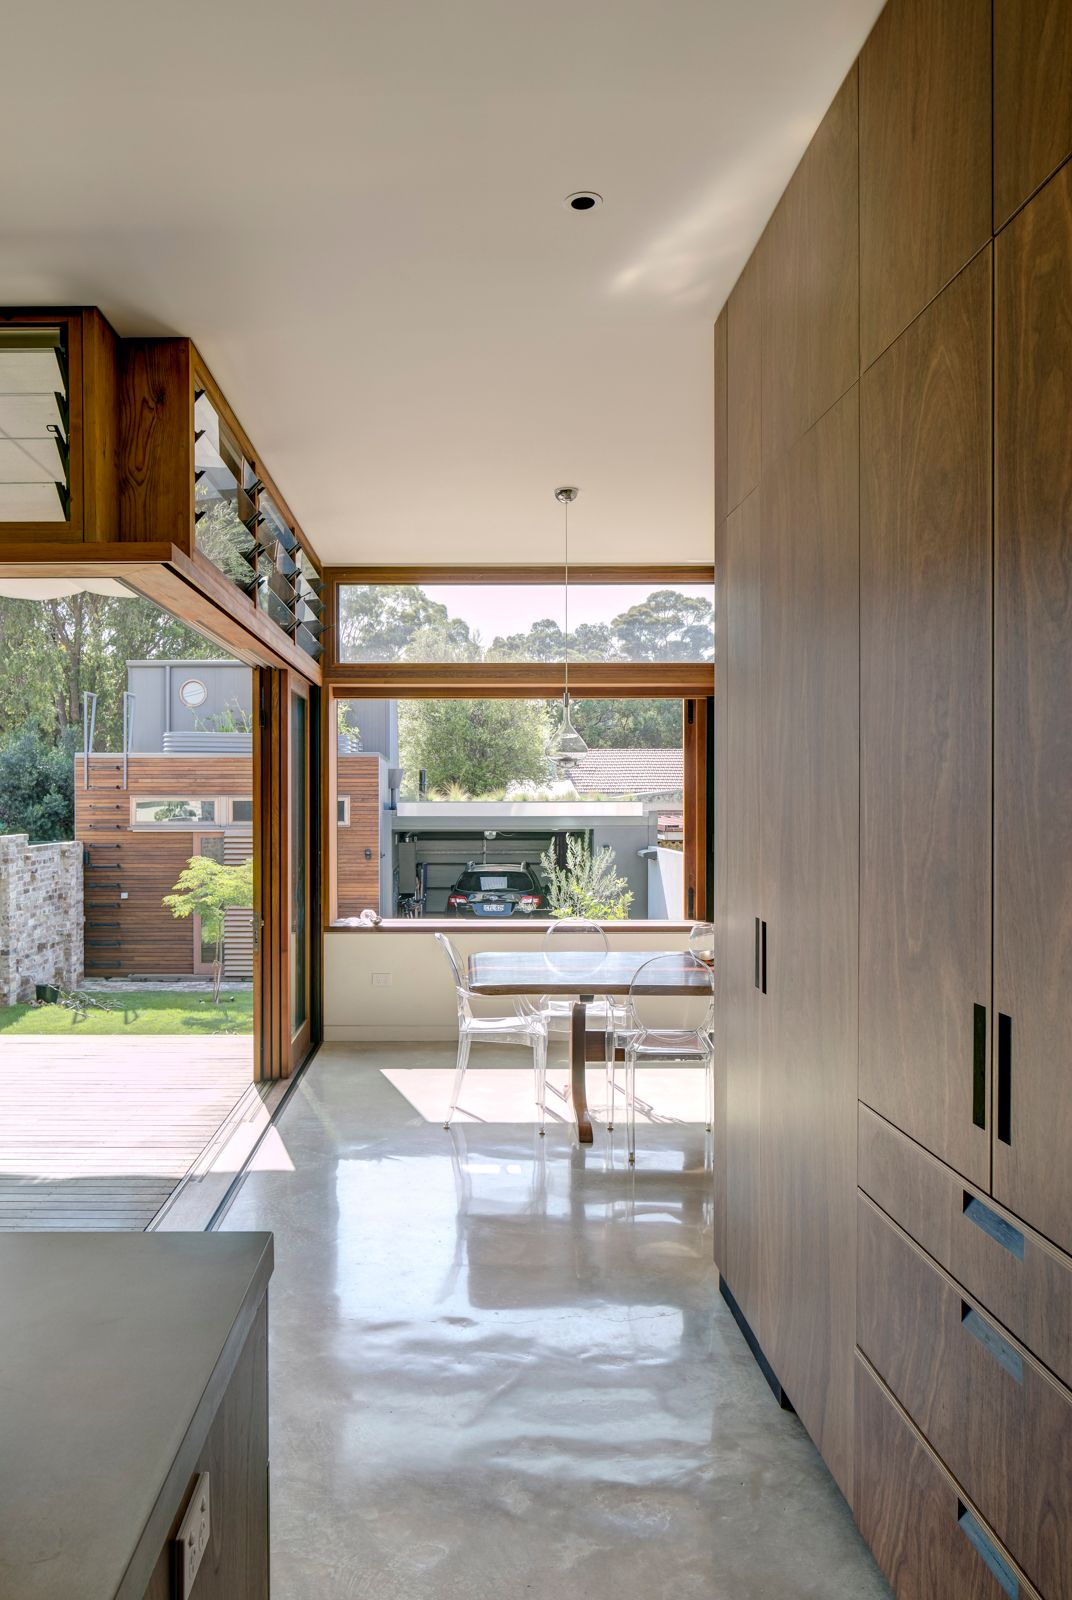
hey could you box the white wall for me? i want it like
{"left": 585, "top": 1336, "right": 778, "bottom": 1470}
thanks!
{"left": 324, "top": 925, "right": 691, "bottom": 1041}
{"left": 647, "top": 846, "right": 684, "bottom": 920}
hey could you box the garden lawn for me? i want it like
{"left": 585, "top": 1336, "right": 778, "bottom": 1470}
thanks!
{"left": 0, "top": 989, "right": 253, "bottom": 1036}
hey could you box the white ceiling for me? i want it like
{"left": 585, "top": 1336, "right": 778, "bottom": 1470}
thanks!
{"left": 0, "top": 0, "right": 882, "bottom": 567}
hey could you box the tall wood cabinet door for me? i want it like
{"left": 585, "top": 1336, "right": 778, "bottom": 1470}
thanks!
{"left": 994, "top": 0, "right": 1072, "bottom": 228}
{"left": 994, "top": 164, "right": 1072, "bottom": 1254}
{"left": 859, "top": 0, "right": 991, "bottom": 366}
{"left": 714, "top": 488, "right": 764, "bottom": 1329}
{"left": 859, "top": 251, "right": 993, "bottom": 1186}
{"left": 759, "top": 389, "right": 860, "bottom": 1499}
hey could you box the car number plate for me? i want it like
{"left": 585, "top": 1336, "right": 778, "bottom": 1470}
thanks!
{"left": 486, "top": 902, "right": 506, "bottom": 912}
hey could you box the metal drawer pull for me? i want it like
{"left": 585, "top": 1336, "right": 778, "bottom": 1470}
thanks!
{"left": 963, "top": 1195, "right": 1025, "bottom": 1261}
{"left": 961, "top": 1304, "right": 1023, "bottom": 1383}
{"left": 957, "top": 1504, "right": 1019, "bottom": 1599}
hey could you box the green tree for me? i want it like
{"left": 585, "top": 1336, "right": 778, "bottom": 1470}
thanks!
{"left": 338, "top": 584, "right": 476, "bottom": 662}
{"left": 566, "top": 697, "right": 683, "bottom": 749}
{"left": 0, "top": 592, "right": 218, "bottom": 750}
{"left": 398, "top": 698, "right": 551, "bottom": 797}
{"left": 611, "top": 589, "right": 714, "bottom": 662}
{"left": 538, "top": 836, "right": 633, "bottom": 920}
{"left": 0, "top": 724, "right": 77, "bottom": 841}
{"left": 163, "top": 856, "right": 254, "bottom": 1003}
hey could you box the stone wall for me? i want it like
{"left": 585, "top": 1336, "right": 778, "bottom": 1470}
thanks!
{"left": 0, "top": 835, "right": 83, "bottom": 1004}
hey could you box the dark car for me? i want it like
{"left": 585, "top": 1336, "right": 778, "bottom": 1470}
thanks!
{"left": 446, "top": 862, "right": 545, "bottom": 918}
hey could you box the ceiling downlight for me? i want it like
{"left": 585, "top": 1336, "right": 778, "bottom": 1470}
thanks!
{"left": 563, "top": 191, "right": 603, "bottom": 212}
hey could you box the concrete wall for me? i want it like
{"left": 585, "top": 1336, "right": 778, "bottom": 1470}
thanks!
{"left": 0, "top": 835, "right": 83, "bottom": 1003}
{"left": 323, "top": 925, "right": 691, "bottom": 1041}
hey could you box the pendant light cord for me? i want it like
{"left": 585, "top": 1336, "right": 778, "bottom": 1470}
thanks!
{"left": 563, "top": 492, "right": 569, "bottom": 706}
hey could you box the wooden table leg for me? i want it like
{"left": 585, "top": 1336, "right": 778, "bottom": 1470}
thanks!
{"left": 570, "top": 999, "right": 593, "bottom": 1143}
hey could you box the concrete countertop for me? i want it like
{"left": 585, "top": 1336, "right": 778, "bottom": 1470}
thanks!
{"left": 0, "top": 1230, "right": 273, "bottom": 1600}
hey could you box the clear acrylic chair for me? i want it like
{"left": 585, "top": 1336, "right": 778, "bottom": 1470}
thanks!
{"left": 611, "top": 951, "right": 715, "bottom": 1165}
{"left": 435, "top": 932, "right": 549, "bottom": 1130}
{"left": 533, "top": 919, "right": 618, "bottom": 1118}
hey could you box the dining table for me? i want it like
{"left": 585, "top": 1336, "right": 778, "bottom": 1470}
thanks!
{"left": 467, "top": 948, "right": 713, "bottom": 1143}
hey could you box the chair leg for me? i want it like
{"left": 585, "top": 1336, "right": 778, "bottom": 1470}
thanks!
{"left": 626, "top": 1050, "right": 637, "bottom": 1165}
{"left": 605, "top": 1029, "right": 616, "bottom": 1130}
{"left": 705, "top": 1052, "right": 713, "bottom": 1133}
{"left": 444, "top": 1033, "right": 471, "bottom": 1128}
{"left": 535, "top": 1032, "right": 547, "bottom": 1135}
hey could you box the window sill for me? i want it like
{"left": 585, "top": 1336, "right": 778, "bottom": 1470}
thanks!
{"left": 327, "top": 918, "right": 697, "bottom": 935}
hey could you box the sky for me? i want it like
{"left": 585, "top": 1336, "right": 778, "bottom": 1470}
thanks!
{"left": 421, "top": 582, "right": 713, "bottom": 646}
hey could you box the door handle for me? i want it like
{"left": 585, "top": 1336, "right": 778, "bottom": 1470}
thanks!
{"left": 972, "top": 1004, "right": 986, "bottom": 1129}
{"left": 961, "top": 1303, "right": 1023, "bottom": 1383}
{"left": 997, "top": 1013, "right": 1012, "bottom": 1145}
{"left": 956, "top": 1504, "right": 1019, "bottom": 1598}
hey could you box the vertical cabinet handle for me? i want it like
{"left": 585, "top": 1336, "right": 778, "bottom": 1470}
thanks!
{"left": 761, "top": 921, "right": 767, "bottom": 995}
{"left": 972, "top": 1004, "right": 987, "bottom": 1129}
{"left": 997, "top": 1014, "right": 1013, "bottom": 1145}
{"left": 754, "top": 918, "right": 761, "bottom": 990}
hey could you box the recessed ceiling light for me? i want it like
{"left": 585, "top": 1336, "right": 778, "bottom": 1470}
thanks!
{"left": 564, "top": 191, "right": 603, "bottom": 212}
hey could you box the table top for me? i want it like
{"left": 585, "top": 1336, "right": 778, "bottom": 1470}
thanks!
{"left": 0, "top": 1230, "right": 273, "bottom": 1600}
{"left": 468, "top": 948, "right": 714, "bottom": 996}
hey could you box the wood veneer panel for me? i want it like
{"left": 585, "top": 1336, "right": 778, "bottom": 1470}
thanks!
{"left": 859, "top": 0, "right": 991, "bottom": 367}
{"left": 855, "top": 1356, "right": 1040, "bottom": 1600}
{"left": 994, "top": 163, "right": 1072, "bottom": 1255}
{"left": 858, "top": 1197, "right": 1072, "bottom": 1600}
{"left": 714, "top": 310, "right": 728, "bottom": 531}
{"left": 726, "top": 250, "right": 762, "bottom": 513}
{"left": 762, "top": 66, "right": 859, "bottom": 467}
{"left": 142, "top": 1296, "right": 269, "bottom": 1600}
{"left": 859, "top": 1104, "right": 1072, "bottom": 1392}
{"left": 859, "top": 252, "right": 992, "bottom": 1186}
{"left": 760, "top": 391, "right": 859, "bottom": 1497}
{"left": 118, "top": 339, "right": 194, "bottom": 548}
{"left": 82, "top": 309, "right": 120, "bottom": 541}
{"left": 336, "top": 755, "right": 382, "bottom": 916}
{"left": 714, "top": 489, "right": 763, "bottom": 1322}
{"left": 995, "top": 0, "right": 1072, "bottom": 228}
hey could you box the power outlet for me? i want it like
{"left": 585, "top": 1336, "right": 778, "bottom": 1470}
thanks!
{"left": 174, "top": 1472, "right": 210, "bottom": 1597}
{"left": 371, "top": 972, "right": 393, "bottom": 986}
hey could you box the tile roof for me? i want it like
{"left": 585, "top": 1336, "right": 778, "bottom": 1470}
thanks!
{"left": 569, "top": 747, "right": 684, "bottom": 796}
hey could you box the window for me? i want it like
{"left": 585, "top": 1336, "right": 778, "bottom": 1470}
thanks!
{"left": 132, "top": 798, "right": 218, "bottom": 826}
{"left": 336, "top": 580, "right": 714, "bottom": 665}
{"left": 331, "top": 694, "right": 697, "bottom": 922}
{"left": 337, "top": 796, "right": 351, "bottom": 826}
{"left": 179, "top": 678, "right": 208, "bottom": 709}
{"left": 0, "top": 327, "right": 69, "bottom": 522}
{"left": 228, "top": 798, "right": 254, "bottom": 823}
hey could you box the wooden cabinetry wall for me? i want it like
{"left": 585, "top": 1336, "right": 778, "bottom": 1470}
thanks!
{"left": 714, "top": 0, "right": 1072, "bottom": 1589}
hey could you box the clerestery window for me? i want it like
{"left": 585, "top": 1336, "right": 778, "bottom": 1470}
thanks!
{"left": 336, "top": 581, "right": 714, "bottom": 666}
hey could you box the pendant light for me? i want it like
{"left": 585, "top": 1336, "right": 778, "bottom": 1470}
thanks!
{"left": 548, "top": 486, "right": 588, "bottom": 771}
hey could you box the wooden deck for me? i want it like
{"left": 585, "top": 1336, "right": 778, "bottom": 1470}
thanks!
{"left": 0, "top": 1037, "right": 253, "bottom": 1230}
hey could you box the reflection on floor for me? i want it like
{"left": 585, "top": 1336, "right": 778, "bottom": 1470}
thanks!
{"left": 0, "top": 1036, "right": 252, "bottom": 1229}
{"left": 222, "top": 1043, "right": 890, "bottom": 1600}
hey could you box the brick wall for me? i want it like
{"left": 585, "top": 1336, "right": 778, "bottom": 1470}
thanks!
{"left": 0, "top": 835, "right": 84, "bottom": 1004}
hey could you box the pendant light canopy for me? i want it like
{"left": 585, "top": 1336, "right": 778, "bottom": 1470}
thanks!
{"left": 548, "top": 486, "right": 589, "bottom": 773}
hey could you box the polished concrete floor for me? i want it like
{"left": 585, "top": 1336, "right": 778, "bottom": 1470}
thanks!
{"left": 222, "top": 1043, "right": 890, "bottom": 1599}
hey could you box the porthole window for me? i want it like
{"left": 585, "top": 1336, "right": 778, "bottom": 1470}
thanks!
{"left": 179, "top": 678, "right": 208, "bottom": 710}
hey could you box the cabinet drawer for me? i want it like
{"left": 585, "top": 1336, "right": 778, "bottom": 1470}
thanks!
{"left": 859, "top": 1104, "right": 1072, "bottom": 1389}
{"left": 855, "top": 1355, "right": 1039, "bottom": 1599}
{"left": 858, "top": 1196, "right": 1072, "bottom": 1600}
